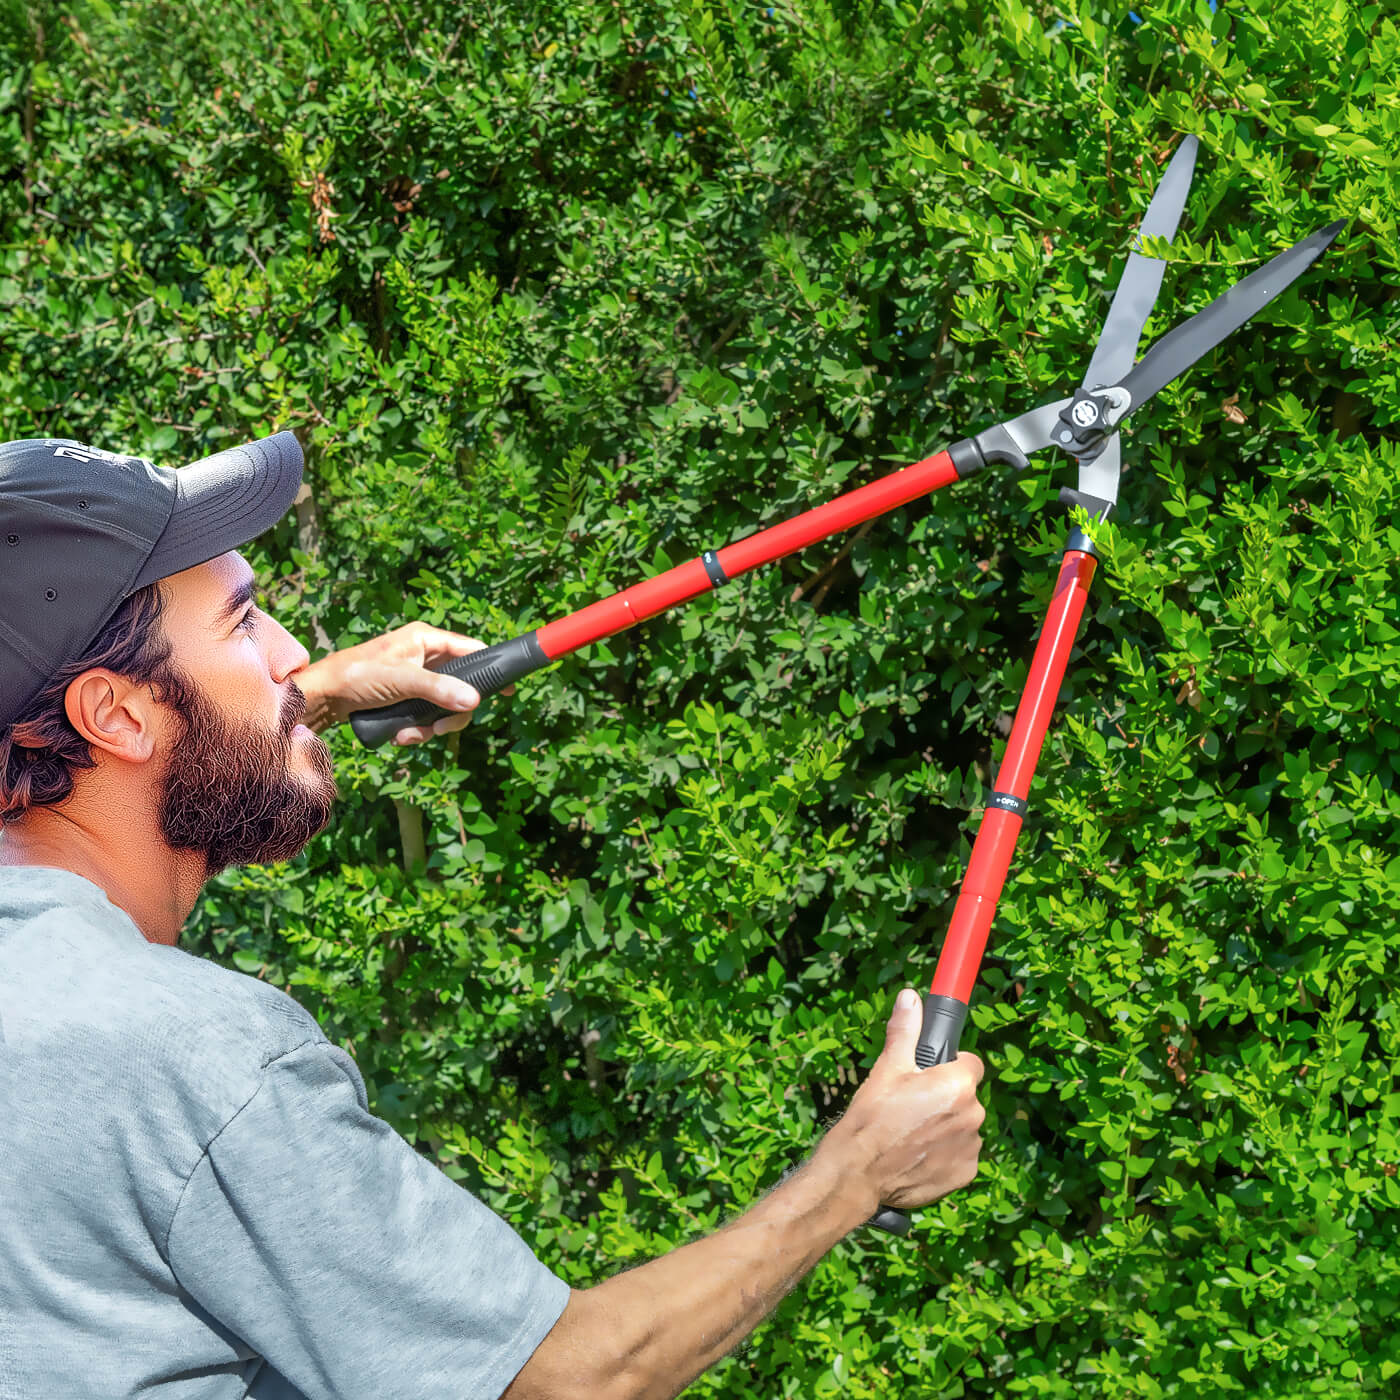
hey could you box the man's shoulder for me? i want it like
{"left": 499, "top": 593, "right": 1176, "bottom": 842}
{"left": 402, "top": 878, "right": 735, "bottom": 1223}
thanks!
{"left": 2, "top": 871, "right": 330, "bottom": 1112}
{"left": 148, "top": 938, "right": 327, "bottom": 1059}
{"left": 107, "top": 932, "right": 330, "bottom": 1096}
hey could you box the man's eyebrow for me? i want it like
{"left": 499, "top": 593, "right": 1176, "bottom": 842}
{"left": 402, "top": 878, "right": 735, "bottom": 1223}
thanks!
{"left": 215, "top": 576, "right": 257, "bottom": 629}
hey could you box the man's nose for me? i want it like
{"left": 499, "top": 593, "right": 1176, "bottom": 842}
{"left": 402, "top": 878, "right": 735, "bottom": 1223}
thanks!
{"left": 268, "top": 616, "right": 311, "bottom": 682}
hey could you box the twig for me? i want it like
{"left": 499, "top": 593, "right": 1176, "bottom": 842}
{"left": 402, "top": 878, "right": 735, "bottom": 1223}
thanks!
{"left": 791, "top": 519, "right": 874, "bottom": 604}
{"left": 380, "top": 0, "right": 414, "bottom": 57}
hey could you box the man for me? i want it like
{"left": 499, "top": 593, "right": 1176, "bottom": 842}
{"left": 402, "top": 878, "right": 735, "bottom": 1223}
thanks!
{"left": 0, "top": 431, "right": 986, "bottom": 1399}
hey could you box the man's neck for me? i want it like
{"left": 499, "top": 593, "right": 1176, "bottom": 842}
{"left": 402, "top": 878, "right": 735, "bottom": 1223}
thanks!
{"left": 0, "top": 787, "right": 206, "bottom": 946}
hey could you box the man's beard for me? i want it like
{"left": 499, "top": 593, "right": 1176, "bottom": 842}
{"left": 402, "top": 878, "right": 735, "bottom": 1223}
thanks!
{"left": 158, "top": 676, "right": 338, "bottom": 877}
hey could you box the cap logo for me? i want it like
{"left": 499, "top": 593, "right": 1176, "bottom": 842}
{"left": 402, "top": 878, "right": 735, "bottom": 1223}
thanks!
{"left": 51, "top": 445, "right": 153, "bottom": 470}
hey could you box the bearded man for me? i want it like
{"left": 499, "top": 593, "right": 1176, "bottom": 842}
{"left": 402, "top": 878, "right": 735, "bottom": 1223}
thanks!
{"left": 0, "top": 431, "right": 986, "bottom": 1400}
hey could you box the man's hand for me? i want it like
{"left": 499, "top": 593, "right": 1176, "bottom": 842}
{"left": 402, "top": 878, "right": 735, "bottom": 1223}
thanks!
{"left": 294, "top": 621, "right": 513, "bottom": 746}
{"left": 504, "top": 990, "right": 987, "bottom": 1400}
{"left": 816, "top": 987, "right": 985, "bottom": 1213}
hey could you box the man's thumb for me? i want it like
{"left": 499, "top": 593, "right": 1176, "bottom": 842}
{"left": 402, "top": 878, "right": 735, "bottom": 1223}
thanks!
{"left": 881, "top": 987, "right": 923, "bottom": 1067}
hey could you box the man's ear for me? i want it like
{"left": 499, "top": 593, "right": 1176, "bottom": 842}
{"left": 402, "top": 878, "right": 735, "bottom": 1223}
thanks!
{"left": 63, "top": 670, "right": 162, "bottom": 763}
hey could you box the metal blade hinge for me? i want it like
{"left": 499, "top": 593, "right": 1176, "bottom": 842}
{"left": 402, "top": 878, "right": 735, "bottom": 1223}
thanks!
{"left": 1053, "top": 386, "right": 1131, "bottom": 458}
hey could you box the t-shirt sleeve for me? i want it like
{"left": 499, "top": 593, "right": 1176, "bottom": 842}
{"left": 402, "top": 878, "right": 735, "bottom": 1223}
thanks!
{"left": 166, "top": 1040, "right": 571, "bottom": 1400}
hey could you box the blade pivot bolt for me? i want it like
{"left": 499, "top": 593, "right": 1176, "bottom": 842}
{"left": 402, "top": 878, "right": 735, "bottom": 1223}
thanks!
{"left": 1056, "top": 387, "right": 1130, "bottom": 452}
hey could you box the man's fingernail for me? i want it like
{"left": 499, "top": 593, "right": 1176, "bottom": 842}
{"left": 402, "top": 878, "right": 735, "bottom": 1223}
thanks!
{"left": 455, "top": 683, "right": 480, "bottom": 708}
{"left": 897, "top": 988, "right": 919, "bottom": 1011}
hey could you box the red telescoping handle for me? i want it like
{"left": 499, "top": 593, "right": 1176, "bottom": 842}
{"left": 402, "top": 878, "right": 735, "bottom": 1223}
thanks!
{"left": 868, "top": 535, "right": 1099, "bottom": 1237}
{"left": 348, "top": 443, "right": 978, "bottom": 746}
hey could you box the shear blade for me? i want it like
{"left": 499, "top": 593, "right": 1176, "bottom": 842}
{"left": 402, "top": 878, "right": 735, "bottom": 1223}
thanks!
{"left": 1080, "top": 136, "right": 1198, "bottom": 394}
{"left": 1075, "top": 434, "right": 1121, "bottom": 516}
{"left": 1115, "top": 218, "right": 1346, "bottom": 414}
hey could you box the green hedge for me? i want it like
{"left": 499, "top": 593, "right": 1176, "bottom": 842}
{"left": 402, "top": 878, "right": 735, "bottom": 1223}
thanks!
{"left": 3, "top": 0, "right": 1397, "bottom": 1393}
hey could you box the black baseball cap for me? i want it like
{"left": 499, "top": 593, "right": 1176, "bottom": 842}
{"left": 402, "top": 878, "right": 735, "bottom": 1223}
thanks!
{"left": 0, "top": 431, "right": 303, "bottom": 730}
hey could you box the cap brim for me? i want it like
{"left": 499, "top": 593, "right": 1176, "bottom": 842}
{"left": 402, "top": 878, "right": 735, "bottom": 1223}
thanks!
{"left": 128, "top": 431, "right": 304, "bottom": 593}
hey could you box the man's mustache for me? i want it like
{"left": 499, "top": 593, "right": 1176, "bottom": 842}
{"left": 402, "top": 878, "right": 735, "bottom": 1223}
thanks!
{"left": 280, "top": 681, "right": 308, "bottom": 737}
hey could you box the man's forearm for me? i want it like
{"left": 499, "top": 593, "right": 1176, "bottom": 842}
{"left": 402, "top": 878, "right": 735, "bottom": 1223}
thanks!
{"left": 505, "top": 1139, "right": 875, "bottom": 1400}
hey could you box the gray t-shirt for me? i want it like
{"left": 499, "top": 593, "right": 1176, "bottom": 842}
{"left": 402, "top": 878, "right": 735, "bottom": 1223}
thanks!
{"left": 0, "top": 865, "right": 570, "bottom": 1399}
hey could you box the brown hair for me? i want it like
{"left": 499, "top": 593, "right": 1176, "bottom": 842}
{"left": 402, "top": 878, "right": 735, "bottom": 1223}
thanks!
{"left": 0, "top": 583, "right": 195, "bottom": 825}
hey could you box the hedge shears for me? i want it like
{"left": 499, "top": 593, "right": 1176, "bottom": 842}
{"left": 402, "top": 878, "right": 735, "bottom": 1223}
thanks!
{"left": 350, "top": 135, "right": 1344, "bottom": 1235}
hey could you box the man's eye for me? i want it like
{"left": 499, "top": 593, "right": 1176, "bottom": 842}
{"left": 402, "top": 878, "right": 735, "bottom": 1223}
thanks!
{"left": 237, "top": 608, "right": 259, "bottom": 633}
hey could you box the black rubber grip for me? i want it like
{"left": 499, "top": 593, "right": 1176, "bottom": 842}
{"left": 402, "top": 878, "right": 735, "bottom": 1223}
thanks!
{"left": 866, "top": 993, "right": 970, "bottom": 1236}
{"left": 867, "top": 1204, "right": 913, "bottom": 1236}
{"left": 914, "top": 993, "right": 969, "bottom": 1069}
{"left": 348, "top": 630, "right": 549, "bottom": 747}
